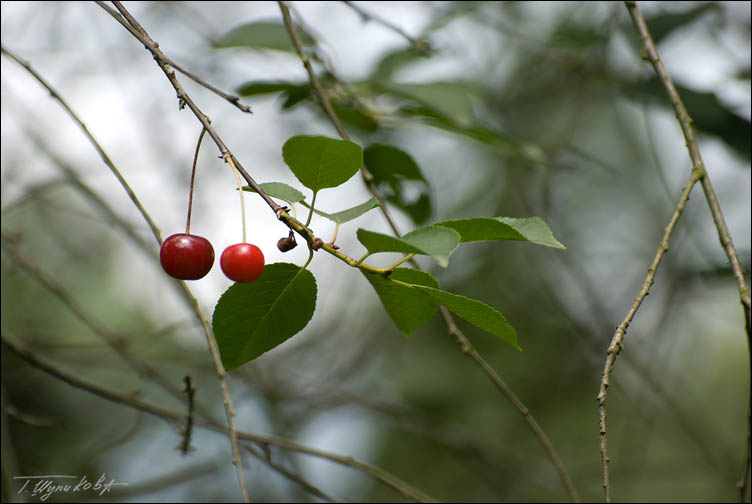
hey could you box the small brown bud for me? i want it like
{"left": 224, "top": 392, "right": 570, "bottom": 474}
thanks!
{"left": 277, "top": 232, "right": 297, "bottom": 252}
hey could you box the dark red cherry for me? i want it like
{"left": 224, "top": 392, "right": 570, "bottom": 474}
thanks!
{"left": 160, "top": 233, "right": 215, "bottom": 280}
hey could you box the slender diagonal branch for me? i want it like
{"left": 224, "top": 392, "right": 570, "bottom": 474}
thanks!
{"left": 341, "top": 0, "right": 431, "bottom": 53}
{"left": 95, "top": 1, "right": 284, "bottom": 219}
{"left": 596, "top": 166, "right": 699, "bottom": 502}
{"left": 278, "top": 2, "right": 580, "bottom": 501}
{"left": 166, "top": 57, "right": 252, "bottom": 114}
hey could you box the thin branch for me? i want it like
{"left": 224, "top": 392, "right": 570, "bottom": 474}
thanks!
{"left": 277, "top": 2, "right": 581, "bottom": 501}
{"left": 0, "top": 44, "right": 163, "bottom": 247}
{"left": 243, "top": 444, "right": 337, "bottom": 502}
{"left": 94, "top": 1, "right": 284, "bottom": 219}
{"left": 596, "top": 3, "right": 752, "bottom": 502}
{"left": 166, "top": 57, "right": 252, "bottom": 114}
{"left": 0, "top": 234, "right": 185, "bottom": 400}
{"left": 452, "top": 314, "right": 581, "bottom": 500}
{"left": 595, "top": 169, "right": 697, "bottom": 502}
{"left": 179, "top": 375, "right": 196, "bottom": 456}
{"left": 1, "top": 331, "right": 436, "bottom": 503}
{"left": 341, "top": 0, "right": 431, "bottom": 53}
{"left": 740, "top": 397, "right": 752, "bottom": 503}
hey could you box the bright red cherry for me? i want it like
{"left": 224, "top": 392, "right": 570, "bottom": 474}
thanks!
{"left": 220, "top": 243, "right": 265, "bottom": 282}
{"left": 160, "top": 233, "right": 215, "bottom": 280}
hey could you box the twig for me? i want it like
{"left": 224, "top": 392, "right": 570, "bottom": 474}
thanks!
{"left": 596, "top": 3, "right": 752, "bottom": 502}
{"left": 95, "top": 1, "right": 283, "bottom": 219}
{"left": 0, "top": 44, "right": 163, "bottom": 247}
{"left": 739, "top": 397, "right": 752, "bottom": 503}
{"left": 244, "top": 444, "right": 337, "bottom": 502}
{"left": 341, "top": 0, "right": 431, "bottom": 53}
{"left": 278, "top": 2, "right": 581, "bottom": 501}
{"left": 165, "top": 57, "right": 252, "bottom": 114}
{"left": 0, "top": 234, "right": 185, "bottom": 400}
{"left": 1, "top": 331, "right": 436, "bottom": 503}
{"left": 443, "top": 309, "right": 581, "bottom": 500}
{"left": 179, "top": 375, "right": 196, "bottom": 456}
{"left": 596, "top": 170, "right": 697, "bottom": 502}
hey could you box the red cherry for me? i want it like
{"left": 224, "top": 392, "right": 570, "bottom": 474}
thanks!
{"left": 221, "top": 243, "right": 265, "bottom": 282}
{"left": 160, "top": 233, "right": 215, "bottom": 280}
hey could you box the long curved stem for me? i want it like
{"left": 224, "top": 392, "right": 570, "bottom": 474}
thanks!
{"left": 186, "top": 127, "right": 208, "bottom": 234}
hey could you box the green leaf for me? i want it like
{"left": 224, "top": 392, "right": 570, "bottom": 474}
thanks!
{"left": 236, "top": 80, "right": 307, "bottom": 97}
{"left": 301, "top": 197, "right": 380, "bottom": 224}
{"left": 497, "top": 217, "right": 565, "bottom": 249}
{"left": 435, "top": 216, "right": 566, "bottom": 249}
{"left": 212, "top": 263, "right": 316, "bottom": 369}
{"left": 624, "top": 78, "right": 751, "bottom": 160}
{"left": 363, "top": 144, "right": 432, "bottom": 224}
{"left": 212, "top": 21, "right": 314, "bottom": 52}
{"left": 356, "top": 226, "right": 460, "bottom": 267}
{"left": 370, "top": 46, "right": 433, "bottom": 81}
{"left": 363, "top": 268, "right": 439, "bottom": 337}
{"left": 331, "top": 101, "right": 380, "bottom": 133}
{"left": 281, "top": 84, "right": 313, "bottom": 109}
{"left": 374, "top": 81, "right": 475, "bottom": 124}
{"left": 282, "top": 135, "right": 363, "bottom": 191}
{"left": 242, "top": 182, "right": 305, "bottom": 204}
{"left": 640, "top": 3, "right": 720, "bottom": 45}
{"left": 412, "top": 285, "right": 521, "bottom": 350}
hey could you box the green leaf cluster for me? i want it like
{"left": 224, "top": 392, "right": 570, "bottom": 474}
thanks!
{"left": 213, "top": 134, "right": 565, "bottom": 369}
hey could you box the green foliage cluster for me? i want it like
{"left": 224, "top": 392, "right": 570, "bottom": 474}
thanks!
{"left": 213, "top": 134, "right": 564, "bottom": 368}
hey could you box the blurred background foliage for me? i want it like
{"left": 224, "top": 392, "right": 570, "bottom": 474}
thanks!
{"left": 1, "top": 1, "right": 750, "bottom": 502}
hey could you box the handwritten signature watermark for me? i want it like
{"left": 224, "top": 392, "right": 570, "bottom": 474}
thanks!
{"left": 14, "top": 473, "right": 128, "bottom": 501}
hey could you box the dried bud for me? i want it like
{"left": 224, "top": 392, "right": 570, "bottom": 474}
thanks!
{"left": 277, "top": 232, "right": 297, "bottom": 252}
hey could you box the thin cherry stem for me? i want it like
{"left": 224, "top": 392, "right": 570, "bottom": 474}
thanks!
{"left": 328, "top": 222, "right": 340, "bottom": 245}
{"left": 186, "top": 127, "right": 208, "bottom": 234}
{"left": 226, "top": 155, "right": 247, "bottom": 243}
{"left": 387, "top": 253, "right": 415, "bottom": 271}
{"left": 354, "top": 252, "right": 370, "bottom": 266}
{"left": 305, "top": 191, "right": 317, "bottom": 228}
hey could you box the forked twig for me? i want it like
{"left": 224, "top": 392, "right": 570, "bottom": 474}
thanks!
{"left": 596, "top": 3, "right": 752, "bottom": 502}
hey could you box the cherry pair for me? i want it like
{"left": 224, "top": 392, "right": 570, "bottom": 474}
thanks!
{"left": 160, "top": 233, "right": 264, "bottom": 282}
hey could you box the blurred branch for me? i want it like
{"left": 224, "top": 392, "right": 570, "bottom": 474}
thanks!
{"left": 244, "top": 444, "right": 337, "bottom": 502}
{"left": 0, "top": 234, "right": 185, "bottom": 399}
{"left": 0, "top": 44, "right": 163, "bottom": 247}
{"left": 179, "top": 375, "right": 196, "bottom": 456}
{"left": 595, "top": 3, "right": 752, "bottom": 502}
{"left": 1, "top": 330, "right": 437, "bottom": 503}
{"left": 341, "top": 0, "right": 431, "bottom": 53}
{"left": 0, "top": 384, "right": 23, "bottom": 503}
{"left": 278, "top": 2, "right": 581, "bottom": 502}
